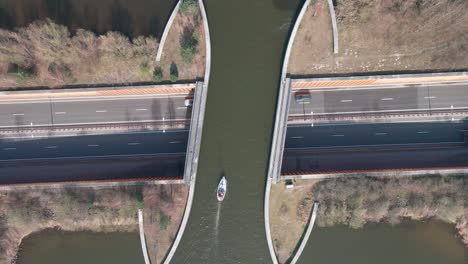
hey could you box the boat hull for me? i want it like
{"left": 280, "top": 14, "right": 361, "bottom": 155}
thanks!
{"left": 217, "top": 176, "right": 227, "bottom": 201}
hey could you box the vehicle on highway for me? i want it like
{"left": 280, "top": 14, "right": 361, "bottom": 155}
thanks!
{"left": 184, "top": 98, "right": 193, "bottom": 107}
{"left": 217, "top": 176, "right": 227, "bottom": 202}
{"left": 294, "top": 91, "right": 311, "bottom": 103}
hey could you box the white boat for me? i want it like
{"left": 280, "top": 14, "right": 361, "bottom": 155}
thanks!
{"left": 217, "top": 176, "right": 227, "bottom": 201}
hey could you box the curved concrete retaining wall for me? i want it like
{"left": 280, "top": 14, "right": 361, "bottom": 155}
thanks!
{"left": 265, "top": 1, "right": 312, "bottom": 263}
{"left": 289, "top": 202, "right": 319, "bottom": 264}
{"left": 326, "top": 0, "right": 339, "bottom": 54}
{"left": 267, "top": 0, "right": 311, "bottom": 185}
{"left": 162, "top": 0, "right": 211, "bottom": 263}
{"left": 156, "top": 1, "right": 182, "bottom": 62}
{"left": 138, "top": 209, "right": 151, "bottom": 264}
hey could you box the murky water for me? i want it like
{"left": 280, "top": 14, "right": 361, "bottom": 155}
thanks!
{"left": 5, "top": 0, "right": 468, "bottom": 263}
{"left": 0, "top": 0, "right": 177, "bottom": 38}
{"left": 170, "top": 0, "right": 300, "bottom": 263}
{"left": 299, "top": 221, "right": 468, "bottom": 264}
{"left": 17, "top": 230, "right": 144, "bottom": 264}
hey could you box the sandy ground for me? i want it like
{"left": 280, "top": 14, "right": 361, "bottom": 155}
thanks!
{"left": 269, "top": 179, "right": 318, "bottom": 263}
{"left": 289, "top": 0, "right": 468, "bottom": 75}
{"left": 157, "top": 5, "right": 206, "bottom": 81}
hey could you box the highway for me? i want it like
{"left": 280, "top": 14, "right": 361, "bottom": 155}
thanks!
{"left": 282, "top": 121, "right": 468, "bottom": 175}
{"left": 285, "top": 122, "right": 465, "bottom": 149}
{"left": 0, "top": 130, "right": 189, "bottom": 184}
{"left": 0, "top": 94, "right": 192, "bottom": 127}
{"left": 0, "top": 130, "right": 188, "bottom": 160}
{"left": 288, "top": 82, "right": 468, "bottom": 117}
{"left": 281, "top": 142, "right": 468, "bottom": 174}
{"left": 0, "top": 155, "right": 185, "bottom": 184}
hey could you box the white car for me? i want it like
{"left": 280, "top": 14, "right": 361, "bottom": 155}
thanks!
{"left": 184, "top": 98, "right": 193, "bottom": 107}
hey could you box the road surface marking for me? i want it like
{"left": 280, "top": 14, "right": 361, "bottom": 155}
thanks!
{"left": 128, "top": 142, "right": 141, "bottom": 145}
{"left": 12, "top": 113, "right": 24, "bottom": 116}
{"left": 136, "top": 108, "right": 147, "bottom": 111}
{"left": 381, "top": 98, "right": 394, "bottom": 101}
{"left": 340, "top": 99, "right": 352, "bottom": 103}
{"left": 417, "top": 131, "right": 430, "bottom": 134}
{"left": 55, "top": 112, "right": 67, "bottom": 115}
{"left": 424, "top": 96, "right": 436, "bottom": 99}
{"left": 87, "top": 144, "right": 100, "bottom": 147}
{"left": 45, "top": 146, "right": 58, "bottom": 149}
{"left": 332, "top": 134, "right": 345, "bottom": 137}
{"left": 3, "top": 148, "right": 16, "bottom": 151}
{"left": 169, "top": 141, "right": 182, "bottom": 144}
{"left": 375, "top": 132, "right": 387, "bottom": 136}
{"left": 291, "top": 136, "right": 304, "bottom": 139}
{"left": 95, "top": 110, "right": 107, "bottom": 113}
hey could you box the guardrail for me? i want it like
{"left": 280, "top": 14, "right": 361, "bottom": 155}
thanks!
{"left": 0, "top": 120, "right": 191, "bottom": 133}
{"left": 288, "top": 107, "right": 468, "bottom": 123}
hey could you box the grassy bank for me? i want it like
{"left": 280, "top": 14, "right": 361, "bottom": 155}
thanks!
{"left": 269, "top": 179, "right": 319, "bottom": 263}
{"left": 0, "top": 3, "right": 205, "bottom": 88}
{"left": 289, "top": 0, "right": 468, "bottom": 75}
{"left": 157, "top": 0, "right": 206, "bottom": 81}
{"left": 270, "top": 175, "right": 467, "bottom": 263}
{"left": 0, "top": 184, "right": 188, "bottom": 264}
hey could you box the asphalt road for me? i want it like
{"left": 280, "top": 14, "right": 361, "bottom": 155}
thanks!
{"left": 281, "top": 142, "right": 468, "bottom": 174}
{"left": 289, "top": 83, "right": 468, "bottom": 116}
{"left": 0, "top": 95, "right": 192, "bottom": 127}
{"left": 0, "top": 130, "right": 189, "bottom": 184}
{"left": 0, "top": 130, "right": 188, "bottom": 160}
{"left": 0, "top": 155, "right": 186, "bottom": 184}
{"left": 285, "top": 122, "right": 466, "bottom": 149}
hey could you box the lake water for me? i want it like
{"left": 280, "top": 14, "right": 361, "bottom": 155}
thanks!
{"left": 4, "top": 0, "right": 468, "bottom": 263}
{"left": 17, "top": 230, "right": 144, "bottom": 264}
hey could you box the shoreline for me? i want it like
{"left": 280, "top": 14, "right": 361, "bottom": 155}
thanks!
{"left": 270, "top": 176, "right": 468, "bottom": 263}
{"left": 0, "top": 184, "right": 189, "bottom": 264}
{"left": 13, "top": 225, "right": 138, "bottom": 264}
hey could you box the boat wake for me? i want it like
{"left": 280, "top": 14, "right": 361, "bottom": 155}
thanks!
{"left": 214, "top": 202, "right": 221, "bottom": 239}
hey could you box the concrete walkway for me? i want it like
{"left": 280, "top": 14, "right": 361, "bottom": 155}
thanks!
{"left": 290, "top": 202, "right": 319, "bottom": 264}
{"left": 162, "top": 0, "right": 211, "bottom": 263}
{"left": 266, "top": 1, "right": 312, "bottom": 263}
{"left": 156, "top": 1, "right": 182, "bottom": 62}
{"left": 326, "top": 0, "right": 339, "bottom": 54}
{"left": 267, "top": 0, "right": 311, "bottom": 184}
{"left": 138, "top": 209, "right": 151, "bottom": 264}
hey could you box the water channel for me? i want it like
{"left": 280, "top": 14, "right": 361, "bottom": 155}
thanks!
{"left": 2, "top": 0, "right": 468, "bottom": 263}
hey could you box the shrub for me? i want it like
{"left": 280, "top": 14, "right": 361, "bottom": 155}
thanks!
{"left": 170, "top": 62, "right": 178, "bottom": 82}
{"left": 153, "top": 66, "right": 163, "bottom": 82}
{"left": 159, "top": 211, "right": 171, "bottom": 230}
{"left": 180, "top": 0, "right": 198, "bottom": 15}
{"left": 180, "top": 28, "right": 199, "bottom": 64}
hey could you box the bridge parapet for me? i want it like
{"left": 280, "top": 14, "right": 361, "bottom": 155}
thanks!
{"left": 183, "top": 81, "right": 208, "bottom": 185}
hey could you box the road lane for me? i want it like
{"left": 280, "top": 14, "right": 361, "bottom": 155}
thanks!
{"left": 289, "top": 83, "right": 468, "bottom": 116}
{"left": 0, "top": 95, "right": 191, "bottom": 127}
{"left": 0, "top": 130, "right": 189, "bottom": 160}
{"left": 285, "top": 122, "right": 465, "bottom": 149}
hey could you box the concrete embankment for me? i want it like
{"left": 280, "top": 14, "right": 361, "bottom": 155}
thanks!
{"left": 265, "top": 1, "right": 312, "bottom": 263}
{"left": 289, "top": 202, "right": 319, "bottom": 264}
{"left": 156, "top": 0, "right": 182, "bottom": 62}
{"left": 326, "top": 0, "right": 339, "bottom": 54}
{"left": 162, "top": 0, "right": 211, "bottom": 263}
{"left": 138, "top": 209, "right": 151, "bottom": 264}
{"left": 267, "top": 0, "right": 311, "bottom": 184}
